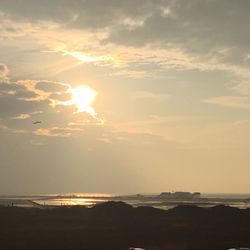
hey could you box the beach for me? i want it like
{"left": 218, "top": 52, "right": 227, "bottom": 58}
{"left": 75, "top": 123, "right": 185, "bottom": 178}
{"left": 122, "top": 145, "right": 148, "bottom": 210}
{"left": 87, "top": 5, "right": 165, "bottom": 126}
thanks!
{"left": 0, "top": 201, "right": 250, "bottom": 250}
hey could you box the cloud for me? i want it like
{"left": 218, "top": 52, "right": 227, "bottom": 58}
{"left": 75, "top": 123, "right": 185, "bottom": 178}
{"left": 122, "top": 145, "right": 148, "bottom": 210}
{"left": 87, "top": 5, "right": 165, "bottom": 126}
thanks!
{"left": 14, "top": 89, "right": 39, "bottom": 100}
{"left": 0, "top": 0, "right": 160, "bottom": 29}
{"left": 231, "top": 79, "right": 250, "bottom": 96}
{"left": 204, "top": 96, "right": 250, "bottom": 109}
{"left": 106, "top": 1, "right": 250, "bottom": 55}
{"left": 33, "top": 127, "right": 80, "bottom": 137}
{"left": 2, "top": 0, "right": 250, "bottom": 82}
{"left": 0, "top": 64, "right": 9, "bottom": 82}
{"left": 0, "top": 93, "right": 49, "bottom": 118}
{"left": 11, "top": 113, "right": 31, "bottom": 120}
{"left": 0, "top": 123, "right": 28, "bottom": 134}
{"left": 0, "top": 82, "right": 25, "bottom": 95}
{"left": 35, "top": 81, "right": 69, "bottom": 93}
{"left": 132, "top": 91, "right": 169, "bottom": 100}
{"left": 48, "top": 92, "right": 72, "bottom": 102}
{"left": 1, "top": 0, "right": 250, "bottom": 74}
{"left": 0, "top": 78, "right": 51, "bottom": 118}
{"left": 111, "top": 115, "right": 188, "bottom": 142}
{"left": 2, "top": 1, "right": 250, "bottom": 194}
{"left": 0, "top": 67, "right": 104, "bottom": 138}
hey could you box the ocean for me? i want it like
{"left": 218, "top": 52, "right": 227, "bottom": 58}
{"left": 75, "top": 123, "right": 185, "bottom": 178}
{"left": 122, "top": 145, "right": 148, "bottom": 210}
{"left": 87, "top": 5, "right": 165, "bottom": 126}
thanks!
{"left": 1, "top": 193, "right": 250, "bottom": 209}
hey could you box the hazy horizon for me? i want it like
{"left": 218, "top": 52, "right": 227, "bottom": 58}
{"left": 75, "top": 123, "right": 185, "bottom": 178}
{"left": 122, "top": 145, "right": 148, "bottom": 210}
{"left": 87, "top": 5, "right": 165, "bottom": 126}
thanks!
{"left": 1, "top": 0, "right": 250, "bottom": 194}
{"left": 2, "top": 192, "right": 250, "bottom": 198}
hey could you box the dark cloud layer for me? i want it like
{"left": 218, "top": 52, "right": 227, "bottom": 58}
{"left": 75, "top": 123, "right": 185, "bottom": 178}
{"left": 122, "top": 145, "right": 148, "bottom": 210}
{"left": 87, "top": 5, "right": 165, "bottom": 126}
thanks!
{"left": 0, "top": 82, "right": 25, "bottom": 93}
{"left": 0, "top": 79, "right": 66, "bottom": 118}
{"left": 1, "top": 0, "right": 250, "bottom": 67}
{"left": 35, "top": 81, "right": 69, "bottom": 93}
{"left": 0, "top": 94, "right": 48, "bottom": 118}
{"left": 0, "top": 0, "right": 163, "bottom": 29}
{"left": 107, "top": 0, "right": 250, "bottom": 65}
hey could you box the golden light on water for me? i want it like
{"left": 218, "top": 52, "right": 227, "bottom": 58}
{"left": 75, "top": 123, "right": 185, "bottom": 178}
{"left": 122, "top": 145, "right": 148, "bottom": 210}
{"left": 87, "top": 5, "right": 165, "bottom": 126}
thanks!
{"left": 64, "top": 86, "right": 97, "bottom": 116}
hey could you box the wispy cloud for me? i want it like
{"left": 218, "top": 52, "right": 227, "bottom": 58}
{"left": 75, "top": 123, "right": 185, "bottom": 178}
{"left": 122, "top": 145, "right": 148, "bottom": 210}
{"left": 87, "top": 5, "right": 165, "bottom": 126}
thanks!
{"left": 0, "top": 123, "right": 28, "bottom": 134}
{"left": 132, "top": 91, "right": 168, "bottom": 100}
{"left": 34, "top": 127, "right": 83, "bottom": 137}
{"left": 204, "top": 96, "right": 250, "bottom": 109}
{"left": 11, "top": 113, "right": 31, "bottom": 120}
{"left": 0, "top": 64, "right": 9, "bottom": 82}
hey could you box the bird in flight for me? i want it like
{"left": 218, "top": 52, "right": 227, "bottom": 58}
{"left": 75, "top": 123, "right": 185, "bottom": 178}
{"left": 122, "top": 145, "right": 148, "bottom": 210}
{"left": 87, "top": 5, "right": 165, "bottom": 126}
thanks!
{"left": 33, "top": 121, "right": 42, "bottom": 125}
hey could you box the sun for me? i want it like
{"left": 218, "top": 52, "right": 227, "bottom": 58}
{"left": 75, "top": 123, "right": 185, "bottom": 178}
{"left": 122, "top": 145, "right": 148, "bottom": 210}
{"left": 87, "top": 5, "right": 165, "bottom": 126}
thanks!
{"left": 66, "top": 86, "right": 97, "bottom": 116}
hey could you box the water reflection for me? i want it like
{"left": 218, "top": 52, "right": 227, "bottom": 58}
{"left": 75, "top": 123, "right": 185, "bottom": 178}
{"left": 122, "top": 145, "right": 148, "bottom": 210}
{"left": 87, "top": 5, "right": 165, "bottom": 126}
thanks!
{"left": 1, "top": 193, "right": 250, "bottom": 209}
{"left": 34, "top": 198, "right": 108, "bottom": 207}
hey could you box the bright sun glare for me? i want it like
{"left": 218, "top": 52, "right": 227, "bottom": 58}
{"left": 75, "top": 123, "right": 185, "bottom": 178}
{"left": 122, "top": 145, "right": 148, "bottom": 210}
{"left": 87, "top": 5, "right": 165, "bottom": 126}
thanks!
{"left": 66, "top": 86, "right": 97, "bottom": 116}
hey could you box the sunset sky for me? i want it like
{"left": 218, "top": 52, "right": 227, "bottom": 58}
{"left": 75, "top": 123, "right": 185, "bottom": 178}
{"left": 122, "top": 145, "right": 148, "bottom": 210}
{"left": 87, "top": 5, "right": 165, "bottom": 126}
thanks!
{"left": 0, "top": 0, "right": 250, "bottom": 195}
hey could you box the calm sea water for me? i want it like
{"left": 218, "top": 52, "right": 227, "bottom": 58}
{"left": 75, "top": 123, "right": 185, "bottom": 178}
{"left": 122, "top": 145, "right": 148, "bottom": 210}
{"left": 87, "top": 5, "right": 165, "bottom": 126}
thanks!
{"left": 31, "top": 193, "right": 250, "bottom": 209}
{"left": 1, "top": 193, "right": 250, "bottom": 209}
{"left": 202, "top": 193, "right": 250, "bottom": 199}
{"left": 34, "top": 197, "right": 109, "bottom": 206}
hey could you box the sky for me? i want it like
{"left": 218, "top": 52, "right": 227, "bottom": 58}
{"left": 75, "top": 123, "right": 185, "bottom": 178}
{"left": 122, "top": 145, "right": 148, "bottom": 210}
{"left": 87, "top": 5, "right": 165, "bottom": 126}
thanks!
{"left": 0, "top": 0, "right": 250, "bottom": 195}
